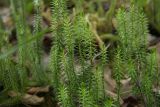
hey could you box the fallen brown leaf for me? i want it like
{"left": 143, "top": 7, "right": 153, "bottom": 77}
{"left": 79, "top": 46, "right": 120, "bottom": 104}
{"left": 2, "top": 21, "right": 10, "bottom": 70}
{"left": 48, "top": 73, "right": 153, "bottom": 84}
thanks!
{"left": 8, "top": 91, "right": 45, "bottom": 105}
{"left": 22, "top": 94, "right": 44, "bottom": 105}
{"left": 27, "top": 86, "right": 50, "bottom": 95}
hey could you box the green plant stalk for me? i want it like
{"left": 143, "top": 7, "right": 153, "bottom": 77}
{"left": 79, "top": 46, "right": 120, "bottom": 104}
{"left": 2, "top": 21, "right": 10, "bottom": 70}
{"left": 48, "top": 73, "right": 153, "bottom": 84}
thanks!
{"left": 114, "top": 47, "right": 123, "bottom": 107}
{"left": 58, "top": 85, "right": 73, "bottom": 107}
{"left": 50, "top": 0, "right": 68, "bottom": 92}
{"left": 33, "top": 0, "right": 42, "bottom": 64}
{"left": 10, "top": 0, "right": 28, "bottom": 92}
{"left": 63, "top": 17, "right": 78, "bottom": 99}
{"left": 32, "top": 0, "right": 49, "bottom": 85}
{"left": 79, "top": 83, "right": 94, "bottom": 107}
{"left": 116, "top": 3, "right": 155, "bottom": 107}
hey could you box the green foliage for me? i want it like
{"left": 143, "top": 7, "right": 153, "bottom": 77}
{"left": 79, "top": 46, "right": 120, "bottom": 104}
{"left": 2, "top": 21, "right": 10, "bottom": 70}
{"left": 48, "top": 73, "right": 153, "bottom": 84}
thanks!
{"left": 10, "top": 0, "right": 28, "bottom": 92}
{"left": 135, "top": 0, "right": 148, "bottom": 7}
{"left": 116, "top": 3, "right": 157, "bottom": 107}
{"left": 147, "top": 0, "right": 160, "bottom": 32}
{"left": 1, "top": 58, "right": 18, "bottom": 91}
{"left": 58, "top": 85, "right": 73, "bottom": 107}
{"left": 78, "top": 83, "right": 95, "bottom": 107}
{"left": 0, "top": 0, "right": 159, "bottom": 107}
{"left": 49, "top": 0, "right": 108, "bottom": 106}
{"left": 0, "top": 0, "right": 49, "bottom": 105}
{"left": 74, "top": 12, "right": 95, "bottom": 62}
{"left": 113, "top": 47, "right": 123, "bottom": 106}
{"left": 104, "top": 99, "right": 114, "bottom": 107}
{"left": 116, "top": 6, "right": 148, "bottom": 58}
{"left": 92, "top": 66, "right": 104, "bottom": 101}
{"left": 31, "top": 0, "right": 49, "bottom": 85}
{"left": 50, "top": 0, "right": 69, "bottom": 91}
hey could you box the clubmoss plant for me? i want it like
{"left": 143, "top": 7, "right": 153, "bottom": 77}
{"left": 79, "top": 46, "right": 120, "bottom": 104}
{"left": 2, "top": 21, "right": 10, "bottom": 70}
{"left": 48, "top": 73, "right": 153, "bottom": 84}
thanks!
{"left": 49, "top": 0, "right": 110, "bottom": 106}
{"left": 113, "top": 46, "right": 123, "bottom": 107}
{"left": 0, "top": 0, "right": 159, "bottom": 107}
{"left": 78, "top": 83, "right": 95, "bottom": 107}
{"left": 116, "top": 3, "right": 157, "bottom": 107}
{"left": 32, "top": 0, "right": 49, "bottom": 85}
{"left": 10, "top": 0, "right": 28, "bottom": 92}
{"left": 58, "top": 85, "right": 73, "bottom": 107}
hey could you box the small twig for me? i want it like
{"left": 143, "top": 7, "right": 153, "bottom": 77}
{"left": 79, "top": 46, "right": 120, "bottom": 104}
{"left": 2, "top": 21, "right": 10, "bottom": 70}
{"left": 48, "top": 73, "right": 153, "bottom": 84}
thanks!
{"left": 92, "top": 43, "right": 111, "bottom": 61}
{"left": 85, "top": 14, "right": 105, "bottom": 49}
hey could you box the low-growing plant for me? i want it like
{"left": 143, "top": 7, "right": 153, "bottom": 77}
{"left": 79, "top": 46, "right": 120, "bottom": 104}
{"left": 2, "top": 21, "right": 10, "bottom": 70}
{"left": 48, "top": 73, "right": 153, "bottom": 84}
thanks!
{"left": 0, "top": 0, "right": 159, "bottom": 107}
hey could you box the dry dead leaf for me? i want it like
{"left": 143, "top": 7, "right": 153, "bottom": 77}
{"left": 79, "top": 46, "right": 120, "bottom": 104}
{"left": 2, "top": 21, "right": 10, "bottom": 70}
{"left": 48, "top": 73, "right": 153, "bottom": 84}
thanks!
{"left": 22, "top": 94, "right": 44, "bottom": 105}
{"left": 8, "top": 91, "right": 45, "bottom": 105}
{"left": 104, "top": 67, "right": 116, "bottom": 92}
{"left": 105, "top": 90, "right": 124, "bottom": 105}
{"left": 0, "top": 8, "right": 13, "bottom": 29}
{"left": 42, "top": 7, "right": 52, "bottom": 26}
{"left": 120, "top": 78, "right": 132, "bottom": 98}
{"left": 27, "top": 86, "right": 50, "bottom": 95}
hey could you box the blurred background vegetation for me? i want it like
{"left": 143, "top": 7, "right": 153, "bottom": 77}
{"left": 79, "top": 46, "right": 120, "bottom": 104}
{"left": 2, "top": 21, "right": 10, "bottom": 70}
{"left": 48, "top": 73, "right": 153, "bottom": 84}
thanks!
{"left": 0, "top": 0, "right": 160, "bottom": 91}
{"left": 1, "top": 0, "right": 160, "bottom": 37}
